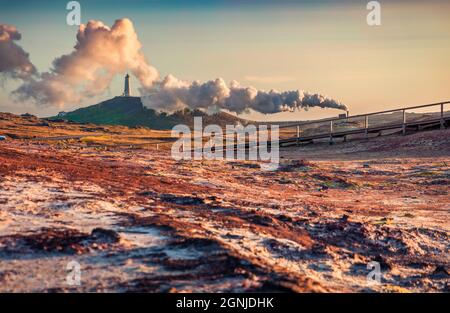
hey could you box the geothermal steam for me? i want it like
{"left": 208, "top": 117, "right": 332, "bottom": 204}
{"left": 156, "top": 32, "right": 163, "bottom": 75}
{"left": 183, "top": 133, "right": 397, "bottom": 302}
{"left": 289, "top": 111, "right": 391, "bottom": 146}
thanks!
{"left": 0, "top": 24, "right": 36, "bottom": 79}
{"left": 10, "top": 19, "right": 158, "bottom": 107}
{"left": 1, "top": 19, "right": 346, "bottom": 113}
{"left": 140, "top": 75, "right": 346, "bottom": 114}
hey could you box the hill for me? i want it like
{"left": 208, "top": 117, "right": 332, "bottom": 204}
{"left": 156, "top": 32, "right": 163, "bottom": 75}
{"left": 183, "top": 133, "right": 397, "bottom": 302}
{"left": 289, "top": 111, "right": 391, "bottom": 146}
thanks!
{"left": 49, "top": 96, "right": 248, "bottom": 130}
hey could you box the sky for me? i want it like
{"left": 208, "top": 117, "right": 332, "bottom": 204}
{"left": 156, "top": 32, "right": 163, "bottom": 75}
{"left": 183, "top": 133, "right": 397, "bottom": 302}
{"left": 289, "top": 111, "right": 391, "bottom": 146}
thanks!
{"left": 1, "top": 0, "right": 449, "bottom": 120}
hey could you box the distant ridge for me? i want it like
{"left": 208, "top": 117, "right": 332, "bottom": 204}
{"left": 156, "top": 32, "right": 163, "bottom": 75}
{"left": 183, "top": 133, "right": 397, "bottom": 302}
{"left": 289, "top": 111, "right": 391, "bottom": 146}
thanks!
{"left": 49, "top": 96, "right": 248, "bottom": 130}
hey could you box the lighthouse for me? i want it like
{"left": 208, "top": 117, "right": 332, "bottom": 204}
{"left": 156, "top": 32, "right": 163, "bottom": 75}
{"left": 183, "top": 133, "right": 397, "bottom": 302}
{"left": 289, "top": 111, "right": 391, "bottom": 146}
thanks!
{"left": 123, "top": 73, "right": 131, "bottom": 97}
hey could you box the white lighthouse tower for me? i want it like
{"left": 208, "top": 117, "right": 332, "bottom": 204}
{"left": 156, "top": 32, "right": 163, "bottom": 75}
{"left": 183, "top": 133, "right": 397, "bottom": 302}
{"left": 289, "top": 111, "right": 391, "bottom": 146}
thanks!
{"left": 122, "top": 73, "right": 131, "bottom": 97}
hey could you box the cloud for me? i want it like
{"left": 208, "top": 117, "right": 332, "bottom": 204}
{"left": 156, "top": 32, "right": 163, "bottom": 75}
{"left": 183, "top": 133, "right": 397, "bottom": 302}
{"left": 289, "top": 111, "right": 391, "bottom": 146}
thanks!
{"left": 0, "top": 24, "right": 36, "bottom": 79}
{"left": 140, "top": 76, "right": 347, "bottom": 114}
{"left": 2, "top": 19, "right": 346, "bottom": 113}
{"left": 12, "top": 18, "right": 158, "bottom": 107}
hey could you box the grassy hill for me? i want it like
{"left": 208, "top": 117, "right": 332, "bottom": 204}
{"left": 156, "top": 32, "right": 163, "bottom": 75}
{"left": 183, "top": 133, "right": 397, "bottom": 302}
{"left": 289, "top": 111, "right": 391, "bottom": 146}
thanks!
{"left": 49, "top": 96, "right": 247, "bottom": 130}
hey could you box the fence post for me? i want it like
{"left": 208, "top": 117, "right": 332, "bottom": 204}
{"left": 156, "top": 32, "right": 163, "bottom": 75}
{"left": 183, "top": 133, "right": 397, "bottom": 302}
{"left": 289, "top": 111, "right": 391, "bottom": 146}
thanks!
{"left": 296, "top": 125, "right": 300, "bottom": 146}
{"left": 402, "top": 109, "right": 406, "bottom": 135}
{"left": 441, "top": 103, "right": 445, "bottom": 130}
{"left": 329, "top": 120, "right": 333, "bottom": 145}
{"left": 364, "top": 115, "right": 369, "bottom": 139}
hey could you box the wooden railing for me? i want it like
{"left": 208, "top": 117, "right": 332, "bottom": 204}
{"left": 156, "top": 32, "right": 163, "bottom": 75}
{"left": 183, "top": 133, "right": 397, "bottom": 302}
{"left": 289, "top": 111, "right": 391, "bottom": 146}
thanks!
{"left": 187, "top": 100, "right": 450, "bottom": 153}
{"left": 278, "top": 100, "right": 450, "bottom": 145}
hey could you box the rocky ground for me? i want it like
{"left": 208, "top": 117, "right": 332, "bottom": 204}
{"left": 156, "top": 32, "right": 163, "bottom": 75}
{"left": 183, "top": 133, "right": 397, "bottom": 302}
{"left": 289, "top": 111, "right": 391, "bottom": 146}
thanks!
{"left": 0, "top": 120, "right": 449, "bottom": 292}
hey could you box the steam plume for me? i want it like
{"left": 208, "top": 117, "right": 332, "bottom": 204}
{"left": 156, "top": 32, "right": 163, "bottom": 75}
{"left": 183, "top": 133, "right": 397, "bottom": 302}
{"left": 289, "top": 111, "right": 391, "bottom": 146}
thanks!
{"left": 140, "top": 75, "right": 347, "bottom": 114}
{"left": 2, "top": 19, "right": 346, "bottom": 113}
{"left": 0, "top": 24, "right": 36, "bottom": 79}
{"left": 13, "top": 19, "right": 158, "bottom": 107}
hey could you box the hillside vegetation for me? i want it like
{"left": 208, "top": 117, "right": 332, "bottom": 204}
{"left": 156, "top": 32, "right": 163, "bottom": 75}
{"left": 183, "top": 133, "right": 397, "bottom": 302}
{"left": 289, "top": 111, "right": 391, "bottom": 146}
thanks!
{"left": 50, "top": 96, "right": 248, "bottom": 130}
